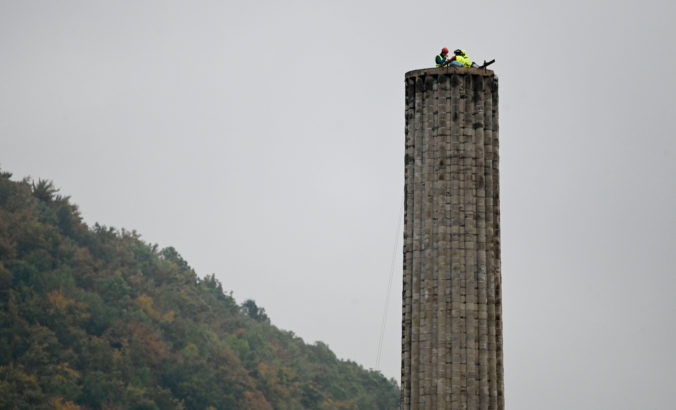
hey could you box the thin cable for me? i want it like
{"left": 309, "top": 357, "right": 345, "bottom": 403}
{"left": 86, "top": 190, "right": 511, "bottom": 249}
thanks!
{"left": 375, "top": 192, "right": 405, "bottom": 371}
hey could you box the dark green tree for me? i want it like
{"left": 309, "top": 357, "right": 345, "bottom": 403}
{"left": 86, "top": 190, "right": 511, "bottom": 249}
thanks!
{"left": 241, "top": 299, "right": 269, "bottom": 322}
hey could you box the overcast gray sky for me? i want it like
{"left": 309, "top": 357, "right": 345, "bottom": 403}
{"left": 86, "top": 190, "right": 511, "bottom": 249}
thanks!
{"left": 2, "top": 0, "right": 675, "bottom": 408}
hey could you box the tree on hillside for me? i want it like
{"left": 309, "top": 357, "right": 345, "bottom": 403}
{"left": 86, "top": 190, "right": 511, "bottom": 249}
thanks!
{"left": 241, "top": 299, "right": 269, "bottom": 323}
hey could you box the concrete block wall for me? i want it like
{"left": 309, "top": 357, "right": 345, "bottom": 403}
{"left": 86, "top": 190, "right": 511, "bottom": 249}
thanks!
{"left": 402, "top": 67, "right": 503, "bottom": 410}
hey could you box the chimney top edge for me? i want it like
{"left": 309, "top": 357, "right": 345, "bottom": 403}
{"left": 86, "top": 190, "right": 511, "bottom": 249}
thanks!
{"left": 405, "top": 66, "right": 496, "bottom": 79}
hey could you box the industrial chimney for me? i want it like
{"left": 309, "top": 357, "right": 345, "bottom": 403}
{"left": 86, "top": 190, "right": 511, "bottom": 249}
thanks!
{"left": 401, "top": 66, "right": 503, "bottom": 410}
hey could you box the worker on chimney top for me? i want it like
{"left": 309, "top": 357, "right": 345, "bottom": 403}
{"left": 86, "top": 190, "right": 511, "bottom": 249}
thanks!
{"left": 436, "top": 48, "right": 451, "bottom": 67}
{"left": 454, "top": 49, "right": 473, "bottom": 67}
{"left": 436, "top": 48, "right": 464, "bottom": 67}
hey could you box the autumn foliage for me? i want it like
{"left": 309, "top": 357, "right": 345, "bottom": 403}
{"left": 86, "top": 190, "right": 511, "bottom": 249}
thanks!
{"left": 0, "top": 171, "right": 399, "bottom": 409}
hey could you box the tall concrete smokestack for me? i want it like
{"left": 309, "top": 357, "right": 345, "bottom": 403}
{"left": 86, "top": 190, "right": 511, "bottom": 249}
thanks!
{"left": 401, "top": 67, "right": 503, "bottom": 409}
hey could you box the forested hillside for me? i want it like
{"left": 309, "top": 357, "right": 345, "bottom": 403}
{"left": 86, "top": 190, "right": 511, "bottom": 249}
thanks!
{"left": 0, "top": 171, "right": 399, "bottom": 409}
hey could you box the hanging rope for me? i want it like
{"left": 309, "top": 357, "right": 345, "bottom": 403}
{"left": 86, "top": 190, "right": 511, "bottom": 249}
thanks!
{"left": 375, "top": 192, "right": 404, "bottom": 371}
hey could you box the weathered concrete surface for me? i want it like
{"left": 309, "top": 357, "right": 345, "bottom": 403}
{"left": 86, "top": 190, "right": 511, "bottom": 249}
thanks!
{"left": 401, "top": 68, "right": 503, "bottom": 410}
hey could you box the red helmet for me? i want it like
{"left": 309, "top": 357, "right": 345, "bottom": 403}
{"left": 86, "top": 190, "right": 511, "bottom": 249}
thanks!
{"left": 441, "top": 47, "right": 449, "bottom": 54}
